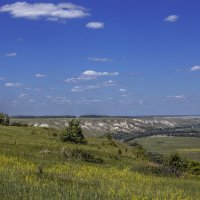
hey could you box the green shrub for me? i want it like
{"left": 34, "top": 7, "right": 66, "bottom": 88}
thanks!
{"left": 132, "top": 143, "right": 146, "bottom": 158}
{"left": 0, "top": 113, "right": 9, "bottom": 126}
{"left": 61, "top": 119, "right": 87, "bottom": 144}
{"left": 188, "top": 160, "right": 200, "bottom": 175}
{"left": 62, "top": 148, "right": 103, "bottom": 163}
{"left": 146, "top": 152, "right": 164, "bottom": 164}
{"left": 118, "top": 149, "right": 122, "bottom": 155}
{"left": 165, "top": 152, "right": 188, "bottom": 172}
{"left": 131, "top": 164, "right": 182, "bottom": 177}
{"left": 104, "top": 133, "right": 113, "bottom": 140}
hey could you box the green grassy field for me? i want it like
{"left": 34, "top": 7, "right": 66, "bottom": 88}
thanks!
{"left": 0, "top": 125, "right": 200, "bottom": 199}
{"left": 133, "top": 136, "right": 200, "bottom": 161}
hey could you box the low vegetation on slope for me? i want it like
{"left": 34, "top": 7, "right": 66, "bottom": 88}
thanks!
{"left": 133, "top": 136, "right": 200, "bottom": 161}
{"left": 0, "top": 125, "right": 200, "bottom": 199}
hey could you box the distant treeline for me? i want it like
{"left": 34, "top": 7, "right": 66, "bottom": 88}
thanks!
{"left": 12, "top": 115, "right": 76, "bottom": 119}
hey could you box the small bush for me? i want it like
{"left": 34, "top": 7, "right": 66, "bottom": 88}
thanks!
{"left": 62, "top": 148, "right": 103, "bottom": 163}
{"left": 108, "top": 140, "right": 117, "bottom": 147}
{"left": 131, "top": 164, "right": 182, "bottom": 177}
{"left": 146, "top": 152, "right": 164, "bottom": 164}
{"left": 104, "top": 133, "right": 113, "bottom": 140}
{"left": 162, "top": 152, "right": 200, "bottom": 175}
{"left": 118, "top": 149, "right": 122, "bottom": 155}
{"left": 0, "top": 113, "right": 9, "bottom": 126}
{"left": 36, "top": 165, "right": 44, "bottom": 176}
{"left": 187, "top": 160, "right": 200, "bottom": 175}
{"left": 165, "top": 152, "right": 188, "bottom": 172}
{"left": 61, "top": 119, "right": 87, "bottom": 144}
{"left": 132, "top": 143, "right": 146, "bottom": 158}
{"left": 52, "top": 132, "right": 58, "bottom": 137}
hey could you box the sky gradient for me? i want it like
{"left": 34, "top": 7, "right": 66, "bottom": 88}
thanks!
{"left": 0, "top": 0, "right": 200, "bottom": 116}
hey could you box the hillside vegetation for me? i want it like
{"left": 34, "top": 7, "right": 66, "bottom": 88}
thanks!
{"left": 0, "top": 125, "right": 200, "bottom": 199}
{"left": 134, "top": 136, "right": 200, "bottom": 161}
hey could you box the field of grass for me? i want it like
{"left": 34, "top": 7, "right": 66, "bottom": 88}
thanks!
{"left": 0, "top": 125, "right": 200, "bottom": 199}
{"left": 133, "top": 136, "right": 200, "bottom": 161}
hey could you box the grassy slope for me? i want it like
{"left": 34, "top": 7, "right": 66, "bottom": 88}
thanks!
{"left": 0, "top": 126, "right": 200, "bottom": 200}
{"left": 134, "top": 136, "right": 200, "bottom": 161}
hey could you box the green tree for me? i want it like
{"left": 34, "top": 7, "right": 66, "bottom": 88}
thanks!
{"left": 0, "top": 113, "right": 10, "bottom": 125}
{"left": 61, "top": 119, "right": 87, "bottom": 144}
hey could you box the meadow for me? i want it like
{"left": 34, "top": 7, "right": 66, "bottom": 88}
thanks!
{"left": 0, "top": 125, "right": 200, "bottom": 199}
{"left": 134, "top": 136, "right": 200, "bottom": 161}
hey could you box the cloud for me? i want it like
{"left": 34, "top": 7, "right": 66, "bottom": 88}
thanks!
{"left": 53, "top": 97, "right": 101, "bottom": 104}
{"left": 65, "top": 70, "right": 119, "bottom": 83}
{"left": 71, "top": 85, "right": 100, "bottom": 92}
{"left": 86, "top": 22, "right": 104, "bottom": 29}
{"left": 190, "top": 65, "right": 200, "bottom": 71}
{"left": 65, "top": 76, "right": 95, "bottom": 83}
{"left": 71, "top": 80, "right": 115, "bottom": 92}
{"left": 35, "top": 73, "right": 46, "bottom": 78}
{"left": 19, "top": 93, "right": 28, "bottom": 98}
{"left": 5, "top": 52, "right": 17, "bottom": 57}
{"left": 87, "top": 57, "right": 113, "bottom": 62}
{"left": 77, "top": 99, "right": 101, "bottom": 103}
{"left": 167, "top": 95, "right": 185, "bottom": 100}
{"left": 164, "top": 15, "right": 179, "bottom": 22}
{"left": 5, "top": 82, "right": 23, "bottom": 87}
{"left": 0, "top": 2, "right": 89, "bottom": 22}
{"left": 101, "top": 80, "right": 115, "bottom": 87}
{"left": 119, "top": 88, "right": 127, "bottom": 92}
{"left": 0, "top": 77, "right": 4, "bottom": 80}
{"left": 82, "top": 70, "right": 119, "bottom": 77}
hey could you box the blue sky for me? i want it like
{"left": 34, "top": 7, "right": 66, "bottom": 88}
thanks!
{"left": 0, "top": 0, "right": 200, "bottom": 116}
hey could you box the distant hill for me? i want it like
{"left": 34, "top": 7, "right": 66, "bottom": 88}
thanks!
{"left": 12, "top": 115, "right": 76, "bottom": 119}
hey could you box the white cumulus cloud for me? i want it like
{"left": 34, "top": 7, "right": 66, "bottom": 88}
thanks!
{"left": 5, "top": 52, "right": 17, "bottom": 57}
{"left": 35, "top": 73, "right": 46, "bottom": 78}
{"left": 0, "top": 2, "right": 89, "bottom": 22}
{"left": 82, "top": 70, "right": 119, "bottom": 77}
{"left": 5, "top": 82, "right": 23, "bottom": 87}
{"left": 119, "top": 88, "right": 127, "bottom": 92}
{"left": 190, "top": 65, "right": 200, "bottom": 71}
{"left": 164, "top": 15, "right": 179, "bottom": 22}
{"left": 65, "top": 70, "right": 119, "bottom": 83}
{"left": 71, "top": 80, "right": 115, "bottom": 93}
{"left": 86, "top": 22, "right": 104, "bottom": 29}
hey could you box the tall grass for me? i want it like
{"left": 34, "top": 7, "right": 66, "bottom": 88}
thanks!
{"left": 0, "top": 126, "right": 199, "bottom": 199}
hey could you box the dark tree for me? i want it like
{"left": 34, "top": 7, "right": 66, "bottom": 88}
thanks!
{"left": 61, "top": 119, "right": 87, "bottom": 144}
{"left": 0, "top": 113, "right": 10, "bottom": 125}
